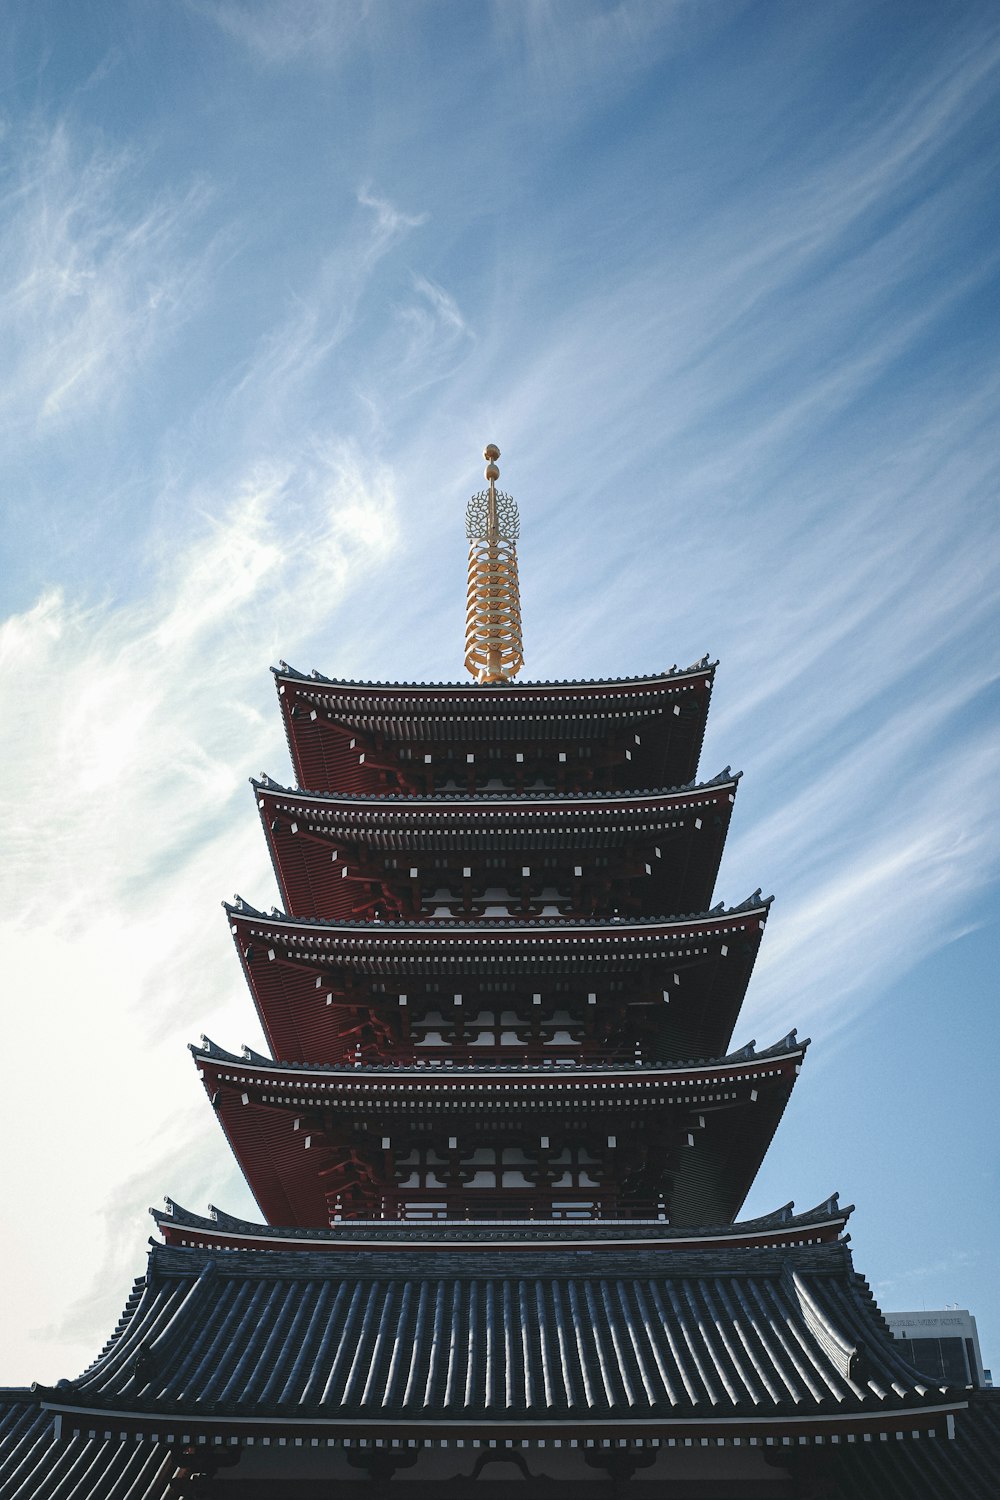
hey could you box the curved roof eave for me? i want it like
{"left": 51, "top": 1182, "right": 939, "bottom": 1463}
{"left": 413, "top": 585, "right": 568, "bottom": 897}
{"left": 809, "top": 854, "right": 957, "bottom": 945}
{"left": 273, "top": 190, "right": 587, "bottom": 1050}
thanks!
{"left": 189, "top": 1028, "right": 807, "bottom": 1080}
{"left": 152, "top": 1191, "right": 852, "bottom": 1244}
{"left": 250, "top": 765, "right": 742, "bottom": 809}
{"left": 223, "top": 889, "right": 773, "bottom": 934}
{"left": 273, "top": 657, "right": 717, "bottom": 694}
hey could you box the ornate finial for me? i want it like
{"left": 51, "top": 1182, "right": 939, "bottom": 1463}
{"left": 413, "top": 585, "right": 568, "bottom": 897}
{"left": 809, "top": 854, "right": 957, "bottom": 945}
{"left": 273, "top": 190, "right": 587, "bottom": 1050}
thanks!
{"left": 464, "top": 443, "right": 524, "bottom": 683}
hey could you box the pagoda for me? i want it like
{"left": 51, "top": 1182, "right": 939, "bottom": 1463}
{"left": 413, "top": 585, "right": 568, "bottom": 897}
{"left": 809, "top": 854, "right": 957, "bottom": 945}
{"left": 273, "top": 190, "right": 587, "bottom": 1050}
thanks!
{"left": 2, "top": 446, "right": 996, "bottom": 1499}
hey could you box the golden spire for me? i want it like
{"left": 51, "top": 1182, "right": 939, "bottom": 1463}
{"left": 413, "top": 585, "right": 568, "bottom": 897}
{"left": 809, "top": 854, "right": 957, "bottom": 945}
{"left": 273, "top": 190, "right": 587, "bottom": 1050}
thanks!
{"left": 464, "top": 443, "right": 524, "bottom": 683}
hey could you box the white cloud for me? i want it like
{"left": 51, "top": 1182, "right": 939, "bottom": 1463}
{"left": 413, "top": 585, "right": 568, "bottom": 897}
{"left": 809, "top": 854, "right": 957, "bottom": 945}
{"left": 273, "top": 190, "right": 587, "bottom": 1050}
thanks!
{"left": 356, "top": 184, "right": 428, "bottom": 245}
{"left": 211, "top": 185, "right": 430, "bottom": 448}
{"left": 0, "top": 122, "right": 219, "bottom": 434}
{"left": 190, "top": 0, "right": 373, "bottom": 67}
{"left": 0, "top": 443, "right": 399, "bottom": 1381}
{"left": 738, "top": 726, "right": 1000, "bottom": 1042}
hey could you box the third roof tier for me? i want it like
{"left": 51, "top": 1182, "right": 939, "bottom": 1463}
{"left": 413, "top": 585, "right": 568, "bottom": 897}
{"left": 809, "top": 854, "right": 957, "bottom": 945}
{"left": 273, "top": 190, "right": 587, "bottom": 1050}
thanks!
{"left": 225, "top": 896, "right": 770, "bottom": 1067}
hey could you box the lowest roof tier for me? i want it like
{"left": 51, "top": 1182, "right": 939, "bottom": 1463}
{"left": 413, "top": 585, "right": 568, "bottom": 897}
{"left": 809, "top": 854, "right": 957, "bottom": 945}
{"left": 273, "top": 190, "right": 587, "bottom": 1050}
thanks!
{"left": 28, "top": 1238, "right": 957, "bottom": 1441}
{"left": 192, "top": 1032, "right": 806, "bottom": 1229}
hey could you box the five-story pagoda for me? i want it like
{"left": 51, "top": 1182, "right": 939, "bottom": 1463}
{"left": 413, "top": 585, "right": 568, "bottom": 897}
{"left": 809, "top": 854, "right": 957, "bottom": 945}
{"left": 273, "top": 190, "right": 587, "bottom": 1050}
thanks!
{"left": 2, "top": 447, "right": 985, "bottom": 1500}
{"left": 190, "top": 444, "right": 794, "bottom": 1237}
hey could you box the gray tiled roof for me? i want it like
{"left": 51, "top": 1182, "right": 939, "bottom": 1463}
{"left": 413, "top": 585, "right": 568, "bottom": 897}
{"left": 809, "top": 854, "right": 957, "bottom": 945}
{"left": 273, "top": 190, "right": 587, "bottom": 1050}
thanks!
{"left": 34, "top": 1241, "right": 949, "bottom": 1427}
{"left": 0, "top": 1394, "right": 178, "bottom": 1500}
{"left": 5, "top": 1387, "right": 999, "bottom": 1500}
{"left": 827, "top": 1391, "right": 1000, "bottom": 1499}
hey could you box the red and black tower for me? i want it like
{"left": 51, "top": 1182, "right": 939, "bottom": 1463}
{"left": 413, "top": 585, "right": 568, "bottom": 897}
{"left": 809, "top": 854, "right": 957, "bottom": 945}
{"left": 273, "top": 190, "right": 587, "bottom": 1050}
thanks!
{"left": 188, "top": 446, "right": 798, "bottom": 1237}
{"left": 3, "top": 447, "right": 994, "bottom": 1499}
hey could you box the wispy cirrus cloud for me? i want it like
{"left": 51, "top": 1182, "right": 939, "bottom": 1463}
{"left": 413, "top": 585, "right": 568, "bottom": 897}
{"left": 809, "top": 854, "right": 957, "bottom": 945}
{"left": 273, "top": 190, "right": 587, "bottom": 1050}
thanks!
{"left": 0, "top": 442, "right": 399, "bottom": 1379}
{"left": 0, "top": 122, "right": 219, "bottom": 435}
{"left": 207, "top": 184, "right": 429, "bottom": 447}
{"left": 2, "top": 444, "right": 400, "bottom": 934}
{"left": 189, "top": 0, "right": 373, "bottom": 68}
{"left": 735, "top": 723, "right": 1000, "bottom": 1043}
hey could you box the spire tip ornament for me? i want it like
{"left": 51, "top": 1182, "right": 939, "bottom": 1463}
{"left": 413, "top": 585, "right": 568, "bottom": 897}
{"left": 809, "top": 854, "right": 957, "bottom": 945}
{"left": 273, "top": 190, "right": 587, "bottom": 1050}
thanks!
{"left": 464, "top": 442, "right": 524, "bottom": 683}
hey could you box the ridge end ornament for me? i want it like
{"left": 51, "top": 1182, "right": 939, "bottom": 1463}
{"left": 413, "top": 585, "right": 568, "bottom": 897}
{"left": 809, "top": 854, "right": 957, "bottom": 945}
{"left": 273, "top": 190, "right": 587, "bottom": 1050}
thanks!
{"left": 464, "top": 443, "right": 524, "bottom": 683}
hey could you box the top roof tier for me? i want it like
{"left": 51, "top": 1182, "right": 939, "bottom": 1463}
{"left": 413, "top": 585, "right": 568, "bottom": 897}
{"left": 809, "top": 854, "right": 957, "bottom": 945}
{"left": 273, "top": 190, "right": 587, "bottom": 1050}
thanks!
{"left": 275, "top": 660, "right": 715, "bottom": 797}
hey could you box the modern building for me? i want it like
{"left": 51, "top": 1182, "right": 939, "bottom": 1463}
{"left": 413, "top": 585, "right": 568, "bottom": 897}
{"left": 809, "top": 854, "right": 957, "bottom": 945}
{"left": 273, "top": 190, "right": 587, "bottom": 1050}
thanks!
{"left": 886, "top": 1310, "right": 987, "bottom": 1389}
{"left": 2, "top": 448, "right": 998, "bottom": 1497}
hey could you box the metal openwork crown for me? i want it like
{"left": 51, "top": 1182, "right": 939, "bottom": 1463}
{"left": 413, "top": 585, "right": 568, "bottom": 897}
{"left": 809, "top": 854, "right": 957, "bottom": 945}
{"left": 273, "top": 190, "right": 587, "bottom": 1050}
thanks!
{"left": 465, "top": 488, "right": 520, "bottom": 543}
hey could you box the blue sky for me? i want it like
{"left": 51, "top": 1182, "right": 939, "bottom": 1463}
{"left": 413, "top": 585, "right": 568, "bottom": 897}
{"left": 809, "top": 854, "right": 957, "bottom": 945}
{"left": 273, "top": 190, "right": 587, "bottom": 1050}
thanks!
{"left": 1, "top": 0, "right": 998, "bottom": 1384}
